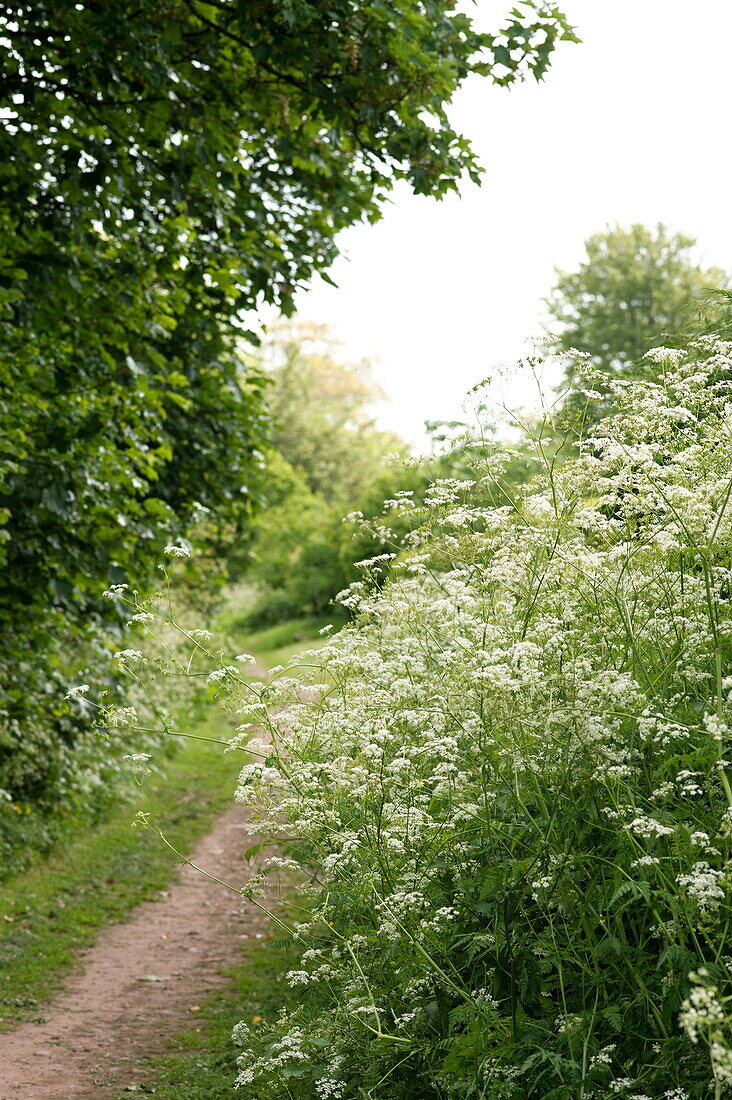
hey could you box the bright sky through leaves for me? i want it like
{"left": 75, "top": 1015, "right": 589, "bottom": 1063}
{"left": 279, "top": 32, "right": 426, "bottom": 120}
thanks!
{"left": 295, "top": 0, "right": 732, "bottom": 446}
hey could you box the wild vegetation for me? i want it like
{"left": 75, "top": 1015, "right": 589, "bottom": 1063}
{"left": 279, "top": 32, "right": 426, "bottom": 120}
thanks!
{"left": 8, "top": 4, "right": 732, "bottom": 1098}
{"left": 144, "top": 336, "right": 728, "bottom": 1099}
{"left": 237, "top": 321, "right": 425, "bottom": 625}
{"left": 546, "top": 224, "right": 728, "bottom": 431}
{"left": 1, "top": 0, "right": 576, "bottom": 870}
{"left": 9, "top": 224, "right": 732, "bottom": 1096}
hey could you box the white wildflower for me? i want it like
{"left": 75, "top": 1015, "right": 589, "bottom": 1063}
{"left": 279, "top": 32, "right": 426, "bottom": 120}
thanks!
{"left": 65, "top": 683, "right": 90, "bottom": 699}
{"left": 315, "top": 1076, "right": 345, "bottom": 1098}
{"left": 677, "top": 862, "right": 725, "bottom": 912}
{"left": 206, "top": 666, "right": 240, "bottom": 685}
{"left": 102, "top": 583, "right": 129, "bottom": 599}
{"left": 680, "top": 978, "right": 725, "bottom": 1042}
{"left": 105, "top": 706, "right": 138, "bottom": 728}
{"left": 113, "top": 649, "right": 144, "bottom": 664}
{"left": 631, "top": 855, "right": 660, "bottom": 868}
{"left": 627, "top": 815, "right": 674, "bottom": 839}
{"left": 711, "top": 1040, "right": 732, "bottom": 1084}
{"left": 163, "top": 543, "right": 191, "bottom": 558}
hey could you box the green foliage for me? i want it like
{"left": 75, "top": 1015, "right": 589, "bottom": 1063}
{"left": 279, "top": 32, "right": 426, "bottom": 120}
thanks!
{"left": 0, "top": 0, "right": 575, "bottom": 832}
{"left": 253, "top": 321, "right": 403, "bottom": 503}
{"left": 239, "top": 321, "right": 427, "bottom": 625}
{"left": 546, "top": 223, "right": 726, "bottom": 371}
{"left": 0, "top": 618, "right": 170, "bottom": 871}
{"left": 244, "top": 459, "right": 423, "bottom": 625}
{"left": 175, "top": 337, "right": 732, "bottom": 1097}
{"left": 242, "top": 341, "right": 540, "bottom": 629}
{"left": 214, "top": 604, "right": 341, "bottom": 660}
{"left": 480, "top": 2, "right": 580, "bottom": 85}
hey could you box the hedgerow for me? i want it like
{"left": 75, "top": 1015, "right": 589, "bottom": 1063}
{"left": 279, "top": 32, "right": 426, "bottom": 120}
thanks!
{"left": 116, "top": 338, "right": 732, "bottom": 1097}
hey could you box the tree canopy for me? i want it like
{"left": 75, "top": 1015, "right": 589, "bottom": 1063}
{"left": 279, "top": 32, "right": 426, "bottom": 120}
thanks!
{"left": 1, "top": 0, "right": 576, "bottom": 623}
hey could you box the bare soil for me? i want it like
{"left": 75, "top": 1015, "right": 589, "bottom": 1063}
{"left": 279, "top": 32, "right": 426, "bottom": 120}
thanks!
{"left": 0, "top": 804, "right": 264, "bottom": 1099}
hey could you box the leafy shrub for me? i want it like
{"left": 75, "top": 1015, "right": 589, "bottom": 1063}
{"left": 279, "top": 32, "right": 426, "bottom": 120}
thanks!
{"left": 235, "top": 321, "right": 421, "bottom": 627}
{"left": 243, "top": 455, "right": 427, "bottom": 627}
{"left": 216, "top": 339, "right": 732, "bottom": 1097}
{"left": 0, "top": 554, "right": 200, "bottom": 878}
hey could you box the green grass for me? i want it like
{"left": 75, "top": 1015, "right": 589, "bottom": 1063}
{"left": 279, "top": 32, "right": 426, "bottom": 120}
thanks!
{"left": 218, "top": 609, "right": 347, "bottom": 669}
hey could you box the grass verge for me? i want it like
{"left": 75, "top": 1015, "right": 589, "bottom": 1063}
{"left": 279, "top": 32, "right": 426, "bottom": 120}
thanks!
{"left": 220, "top": 611, "right": 347, "bottom": 670}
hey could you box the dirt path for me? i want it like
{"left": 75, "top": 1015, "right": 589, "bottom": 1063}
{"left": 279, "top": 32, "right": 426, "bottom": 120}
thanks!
{"left": 0, "top": 804, "right": 266, "bottom": 1099}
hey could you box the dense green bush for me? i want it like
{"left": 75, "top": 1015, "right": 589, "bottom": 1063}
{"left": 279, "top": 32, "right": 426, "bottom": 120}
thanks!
{"left": 0, "top": 358, "right": 267, "bottom": 824}
{"left": 242, "top": 454, "right": 426, "bottom": 626}
{"left": 207, "top": 338, "right": 732, "bottom": 1097}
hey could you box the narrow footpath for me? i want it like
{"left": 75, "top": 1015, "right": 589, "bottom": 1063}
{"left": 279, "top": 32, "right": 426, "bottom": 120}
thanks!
{"left": 0, "top": 804, "right": 264, "bottom": 1099}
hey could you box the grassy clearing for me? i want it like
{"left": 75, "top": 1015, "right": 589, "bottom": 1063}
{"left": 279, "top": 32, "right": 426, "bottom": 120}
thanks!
{"left": 218, "top": 608, "right": 347, "bottom": 670}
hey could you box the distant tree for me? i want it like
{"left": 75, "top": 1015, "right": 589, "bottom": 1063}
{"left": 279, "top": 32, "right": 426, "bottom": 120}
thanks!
{"left": 544, "top": 223, "right": 726, "bottom": 427}
{"left": 251, "top": 320, "right": 404, "bottom": 503}
{"left": 546, "top": 223, "right": 726, "bottom": 370}
{"left": 242, "top": 453, "right": 427, "bottom": 626}
{"left": 239, "top": 320, "right": 419, "bottom": 623}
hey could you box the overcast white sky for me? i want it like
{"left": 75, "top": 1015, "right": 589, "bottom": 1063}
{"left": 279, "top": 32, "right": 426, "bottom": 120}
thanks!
{"left": 291, "top": 0, "right": 732, "bottom": 446}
